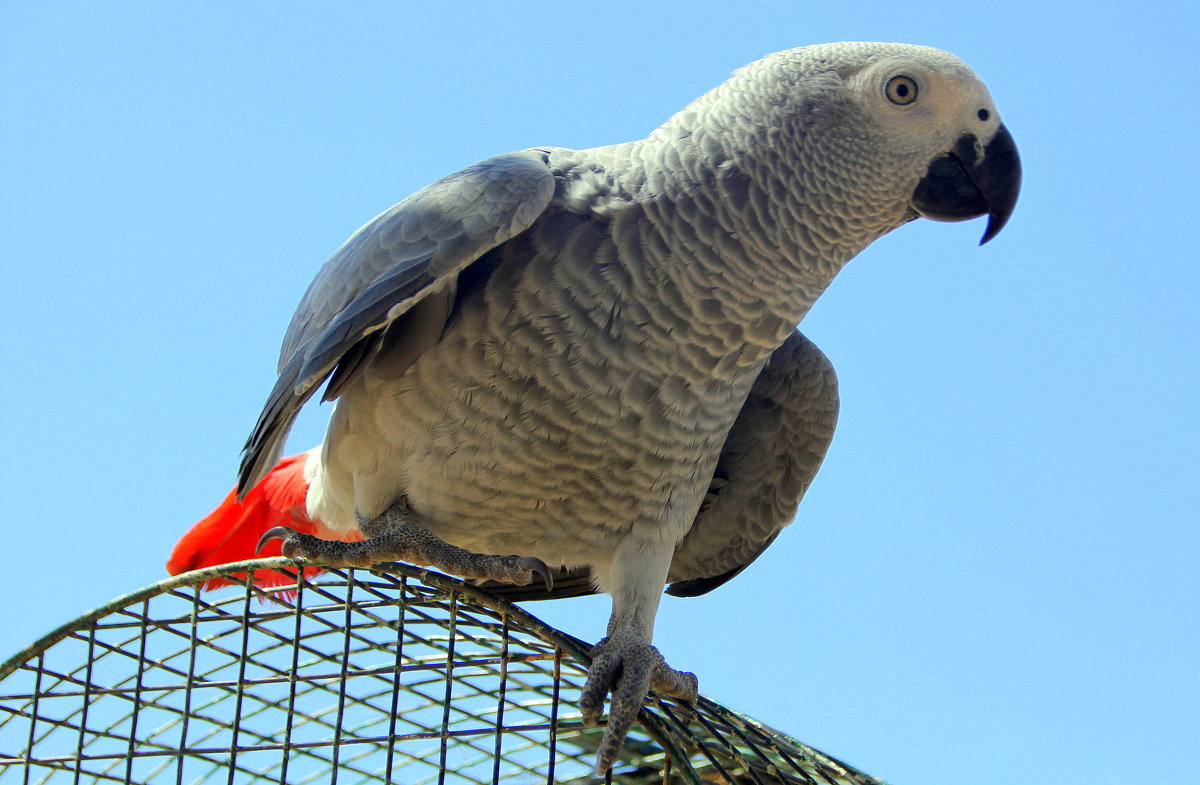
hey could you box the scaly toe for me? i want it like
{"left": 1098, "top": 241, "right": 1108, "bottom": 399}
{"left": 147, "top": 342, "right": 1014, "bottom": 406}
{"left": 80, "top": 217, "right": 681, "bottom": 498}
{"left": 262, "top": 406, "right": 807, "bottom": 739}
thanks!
{"left": 580, "top": 647, "right": 618, "bottom": 727}
{"left": 652, "top": 663, "right": 699, "bottom": 704}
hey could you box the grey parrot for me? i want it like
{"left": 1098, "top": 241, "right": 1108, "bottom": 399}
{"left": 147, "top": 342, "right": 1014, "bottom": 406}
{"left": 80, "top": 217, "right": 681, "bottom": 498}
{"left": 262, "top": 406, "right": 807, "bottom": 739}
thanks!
{"left": 168, "top": 41, "right": 1020, "bottom": 772}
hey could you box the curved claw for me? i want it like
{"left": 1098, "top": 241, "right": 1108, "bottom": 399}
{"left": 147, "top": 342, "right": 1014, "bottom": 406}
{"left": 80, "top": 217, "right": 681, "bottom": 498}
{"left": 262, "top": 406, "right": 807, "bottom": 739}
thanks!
{"left": 517, "top": 556, "right": 554, "bottom": 591}
{"left": 256, "top": 525, "right": 297, "bottom": 554}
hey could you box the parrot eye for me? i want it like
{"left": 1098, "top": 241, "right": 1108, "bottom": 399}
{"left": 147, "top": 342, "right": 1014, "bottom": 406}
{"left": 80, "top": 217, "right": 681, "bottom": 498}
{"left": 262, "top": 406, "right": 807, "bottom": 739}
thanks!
{"left": 885, "top": 75, "right": 919, "bottom": 106}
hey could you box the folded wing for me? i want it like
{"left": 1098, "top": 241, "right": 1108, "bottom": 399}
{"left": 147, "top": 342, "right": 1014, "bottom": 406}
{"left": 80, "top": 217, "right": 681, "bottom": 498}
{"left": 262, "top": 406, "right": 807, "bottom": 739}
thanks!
{"left": 239, "top": 150, "right": 557, "bottom": 493}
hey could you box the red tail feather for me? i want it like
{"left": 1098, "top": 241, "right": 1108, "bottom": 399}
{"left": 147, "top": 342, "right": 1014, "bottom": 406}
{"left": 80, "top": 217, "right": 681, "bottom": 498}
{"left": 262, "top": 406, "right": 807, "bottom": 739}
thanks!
{"left": 167, "top": 451, "right": 359, "bottom": 590}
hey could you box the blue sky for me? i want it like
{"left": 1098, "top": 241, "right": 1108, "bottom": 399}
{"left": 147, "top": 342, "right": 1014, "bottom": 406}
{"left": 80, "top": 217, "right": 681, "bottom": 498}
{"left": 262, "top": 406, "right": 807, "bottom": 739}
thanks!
{"left": 2, "top": 3, "right": 1197, "bottom": 784}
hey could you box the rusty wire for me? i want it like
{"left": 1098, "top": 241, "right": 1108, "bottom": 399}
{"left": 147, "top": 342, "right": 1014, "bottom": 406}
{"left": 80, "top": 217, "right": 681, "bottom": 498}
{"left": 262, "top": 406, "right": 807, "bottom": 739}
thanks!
{"left": 0, "top": 559, "right": 886, "bottom": 785}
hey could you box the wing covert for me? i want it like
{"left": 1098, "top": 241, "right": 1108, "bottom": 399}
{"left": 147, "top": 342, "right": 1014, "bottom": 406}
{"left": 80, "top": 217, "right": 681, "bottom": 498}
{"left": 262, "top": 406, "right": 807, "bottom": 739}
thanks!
{"left": 239, "top": 149, "right": 557, "bottom": 493}
{"left": 666, "top": 330, "right": 840, "bottom": 597}
{"left": 475, "top": 331, "right": 840, "bottom": 602}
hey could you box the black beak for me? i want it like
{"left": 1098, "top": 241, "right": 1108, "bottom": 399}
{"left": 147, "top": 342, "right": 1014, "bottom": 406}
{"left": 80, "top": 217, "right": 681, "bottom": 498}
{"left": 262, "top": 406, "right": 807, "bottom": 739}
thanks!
{"left": 911, "top": 123, "right": 1021, "bottom": 244}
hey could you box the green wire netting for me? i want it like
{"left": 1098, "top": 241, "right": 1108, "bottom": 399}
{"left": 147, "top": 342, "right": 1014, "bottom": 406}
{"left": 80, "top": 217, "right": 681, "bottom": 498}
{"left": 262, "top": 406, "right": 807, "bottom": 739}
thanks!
{"left": 0, "top": 559, "right": 887, "bottom": 785}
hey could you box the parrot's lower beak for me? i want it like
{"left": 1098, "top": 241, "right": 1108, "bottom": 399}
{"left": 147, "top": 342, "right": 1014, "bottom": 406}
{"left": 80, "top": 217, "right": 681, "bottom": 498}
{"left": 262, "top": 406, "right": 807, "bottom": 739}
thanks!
{"left": 910, "top": 123, "right": 1021, "bottom": 244}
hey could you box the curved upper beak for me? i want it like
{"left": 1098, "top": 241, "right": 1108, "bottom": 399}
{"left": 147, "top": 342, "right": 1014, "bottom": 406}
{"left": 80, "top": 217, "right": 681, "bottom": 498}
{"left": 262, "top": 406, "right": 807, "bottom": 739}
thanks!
{"left": 911, "top": 123, "right": 1022, "bottom": 245}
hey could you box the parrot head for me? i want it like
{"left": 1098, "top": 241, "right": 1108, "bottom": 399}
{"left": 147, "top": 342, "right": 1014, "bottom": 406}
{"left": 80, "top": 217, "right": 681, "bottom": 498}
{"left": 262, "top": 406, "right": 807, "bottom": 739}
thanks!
{"left": 835, "top": 44, "right": 1021, "bottom": 244}
{"left": 731, "top": 43, "right": 1022, "bottom": 247}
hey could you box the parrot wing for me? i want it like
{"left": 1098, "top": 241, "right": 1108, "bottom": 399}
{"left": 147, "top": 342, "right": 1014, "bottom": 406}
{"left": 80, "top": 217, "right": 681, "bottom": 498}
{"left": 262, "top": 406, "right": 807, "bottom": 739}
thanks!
{"left": 479, "top": 330, "right": 839, "bottom": 601}
{"left": 240, "top": 149, "right": 557, "bottom": 492}
{"left": 665, "top": 330, "right": 839, "bottom": 596}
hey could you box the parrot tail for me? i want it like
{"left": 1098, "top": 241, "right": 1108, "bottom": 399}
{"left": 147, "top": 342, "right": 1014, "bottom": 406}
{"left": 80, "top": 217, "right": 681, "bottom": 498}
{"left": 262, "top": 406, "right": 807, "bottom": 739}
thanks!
{"left": 166, "top": 449, "right": 358, "bottom": 591}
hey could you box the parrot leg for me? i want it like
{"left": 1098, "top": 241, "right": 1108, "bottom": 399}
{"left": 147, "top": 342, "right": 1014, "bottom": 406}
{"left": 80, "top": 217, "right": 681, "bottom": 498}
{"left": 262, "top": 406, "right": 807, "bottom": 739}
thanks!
{"left": 256, "top": 497, "right": 554, "bottom": 588}
{"left": 581, "top": 538, "right": 700, "bottom": 772}
{"left": 581, "top": 614, "right": 699, "bottom": 772}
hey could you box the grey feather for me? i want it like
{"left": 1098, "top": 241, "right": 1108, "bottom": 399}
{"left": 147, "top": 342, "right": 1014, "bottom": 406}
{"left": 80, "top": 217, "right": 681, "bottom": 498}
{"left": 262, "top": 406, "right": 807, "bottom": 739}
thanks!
{"left": 239, "top": 150, "right": 556, "bottom": 493}
{"left": 666, "top": 330, "right": 839, "bottom": 596}
{"left": 481, "top": 330, "right": 838, "bottom": 601}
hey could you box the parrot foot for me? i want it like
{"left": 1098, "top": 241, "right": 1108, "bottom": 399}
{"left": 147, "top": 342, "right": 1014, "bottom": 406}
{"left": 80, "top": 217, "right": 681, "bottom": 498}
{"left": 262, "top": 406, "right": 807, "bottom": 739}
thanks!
{"left": 580, "top": 632, "right": 699, "bottom": 773}
{"left": 255, "top": 500, "right": 554, "bottom": 589}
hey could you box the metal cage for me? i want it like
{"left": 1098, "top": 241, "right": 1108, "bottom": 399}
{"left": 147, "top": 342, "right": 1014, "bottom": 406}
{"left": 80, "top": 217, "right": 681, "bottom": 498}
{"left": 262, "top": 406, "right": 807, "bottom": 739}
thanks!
{"left": 0, "top": 559, "right": 886, "bottom": 785}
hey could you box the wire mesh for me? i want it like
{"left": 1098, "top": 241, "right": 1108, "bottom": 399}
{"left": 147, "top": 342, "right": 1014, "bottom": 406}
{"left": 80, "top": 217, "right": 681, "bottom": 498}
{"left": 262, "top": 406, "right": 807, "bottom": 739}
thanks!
{"left": 0, "top": 559, "right": 887, "bottom": 785}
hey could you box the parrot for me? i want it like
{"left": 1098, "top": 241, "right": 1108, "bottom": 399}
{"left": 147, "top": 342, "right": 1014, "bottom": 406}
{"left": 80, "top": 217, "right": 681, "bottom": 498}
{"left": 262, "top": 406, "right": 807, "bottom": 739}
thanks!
{"left": 168, "top": 41, "right": 1020, "bottom": 773}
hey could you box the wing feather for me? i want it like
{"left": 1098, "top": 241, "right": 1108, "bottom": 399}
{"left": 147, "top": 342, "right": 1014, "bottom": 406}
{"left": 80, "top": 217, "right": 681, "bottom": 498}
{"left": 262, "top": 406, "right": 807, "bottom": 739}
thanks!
{"left": 665, "top": 330, "right": 840, "bottom": 597}
{"left": 239, "top": 149, "right": 557, "bottom": 493}
{"left": 485, "top": 331, "right": 839, "bottom": 602}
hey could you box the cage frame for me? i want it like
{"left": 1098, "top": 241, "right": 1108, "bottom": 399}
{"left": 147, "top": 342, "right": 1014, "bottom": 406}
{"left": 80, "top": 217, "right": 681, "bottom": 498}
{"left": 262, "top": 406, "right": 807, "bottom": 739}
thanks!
{"left": 1, "top": 558, "right": 886, "bottom": 785}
